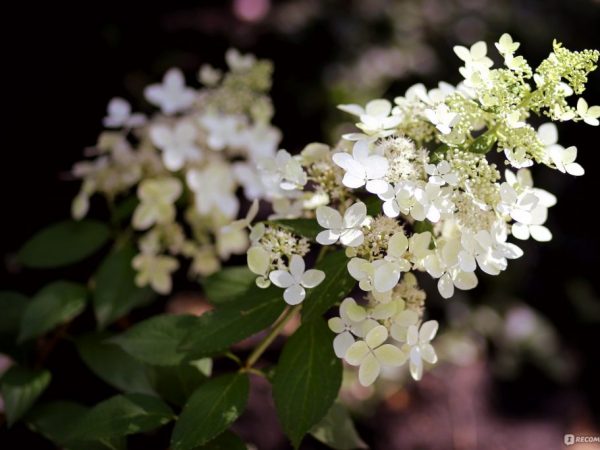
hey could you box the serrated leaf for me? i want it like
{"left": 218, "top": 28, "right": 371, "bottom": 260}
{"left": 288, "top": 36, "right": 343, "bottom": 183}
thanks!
{"left": 76, "top": 332, "right": 155, "bottom": 394}
{"left": 19, "top": 281, "right": 87, "bottom": 342}
{"left": 26, "top": 401, "right": 126, "bottom": 450}
{"left": 273, "top": 319, "right": 342, "bottom": 448}
{"left": 180, "top": 285, "right": 286, "bottom": 360}
{"left": 171, "top": 373, "right": 249, "bottom": 450}
{"left": 269, "top": 218, "right": 321, "bottom": 240}
{"left": 202, "top": 266, "right": 256, "bottom": 306}
{"left": 148, "top": 360, "right": 209, "bottom": 406}
{"left": 68, "top": 393, "right": 174, "bottom": 441}
{"left": 0, "top": 366, "right": 51, "bottom": 426}
{"left": 18, "top": 220, "right": 110, "bottom": 268}
{"left": 302, "top": 251, "right": 355, "bottom": 322}
{"left": 310, "top": 402, "right": 367, "bottom": 450}
{"left": 196, "top": 431, "right": 246, "bottom": 450}
{"left": 0, "top": 291, "right": 28, "bottom": 334}
{"left": 112, "top": 314, "right": 201, "bottom": 366}
{"left": 93, "top": 243, "right": 155, "bottom": 328}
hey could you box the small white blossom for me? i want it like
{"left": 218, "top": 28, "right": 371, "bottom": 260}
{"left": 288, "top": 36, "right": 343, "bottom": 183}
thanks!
{"left": 495, "top": 33, "right": 520, "bottom": 56}
{"left": 269, "top": 255, "right": 325, "bottom": 305}
{"left": 576, "top": 98, "right": 600, "bottom": 126}
{"left": 338, "top": 99, "right": 401, "bottom": 136}
{"left": 548, "top": 145, "right": 584, "bottom": 176}
{"left": 225, "top": 48, "right": 256, "bottom": 71}
{"left": 453, "top": 41, "right": 493, "bottom": 71}
{"left": 132, "top": 178, "right": 182, "bottom": 230}
{"left": 186, "top": 163, "right": 239, "bottom": 218}
{"left": 144, "top": 68, "right": 196, "bottom": 115}
{"left": 259, "top": 150, "right": 307, "bottom": 192}
{"left": 103, "top": 98, "right": 146, "bottom": 128}
{"left": 150, "top": 121, "right": 202, "bottom": 171}
{"left": 316, "top": 202, "right": 367, "bottom": 247}
{"left": 328, "top": 297, "right": 377, "bottom": 358}
{"left": 424, "top": 104, "right": 459, "bottom": 135}
{"left": 199, "top": 113, "right": 247, "bottom": 151}
{"left": 332, "top": 139, "right": 389, "bottom": 194}
{"left": 132, "top": 253, "right": 179, "bottom": 294}
{"left": 345, "top": 325, "right": 406, "bottom": 387}
{"left": 425, "top": 161, "right": 459, "bottom": 186}
{"left": 405, "top": 320, "right": 439, "bottom": 381}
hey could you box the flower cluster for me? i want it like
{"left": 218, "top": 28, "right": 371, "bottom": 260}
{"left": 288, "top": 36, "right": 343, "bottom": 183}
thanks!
{"left": 72, "top": 50, "right": 281, "bottom": 293}
{"left": 241, "top": 35, "right": 598, "bottom": 386}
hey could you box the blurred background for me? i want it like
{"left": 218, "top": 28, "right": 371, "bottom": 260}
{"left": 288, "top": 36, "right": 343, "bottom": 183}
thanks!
{"left": 2, "top": 1, "right": 600, "bottom": 448}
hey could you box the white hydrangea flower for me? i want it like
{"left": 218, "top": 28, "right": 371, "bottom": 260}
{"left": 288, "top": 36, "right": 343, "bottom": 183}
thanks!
{"left": 332, "top": 139, "right": 389, "bottom": 194}
{"left": 548, "top": 146, "right": 584, "bottom": 176}
{"left": 425, "top": 161, "right": 459, "bottom": 186}
{"left": 186, "top": 162, "right": 239, "bottom": 218}
{"left": 345, "top": 325, "right": 407, "bottom": 386}
{"left": 233, "top": 162, "right": 266, "bottom": 200}
{"left": 150, "top": 121, "right": 202, "bottom": 171}
{"left": 144, "top": 68, "right": 196, "bottom": 115}
{"left": 132, "top": 178, "right": 182, "bottom": 230}
{"left": 390, "top": 309, "right": 419, "bottom": 342}
{"left": 576, "top": 98, "right": 600, "bottom": 126}
{"left": 225, "top": 48, "right": 256, "bottom": 71}
{"left": 379, "top": 181, "right": 418, "bottom": 218}
{"left": 103, "top": 98, "right": 146, "bottom": 128}
{"left": 424, "top": 239, "right": 478, "bottom": 299}
{"left": 338, "top": 99, "right": 402, "bottom": 136}
{"left": 347, "top": 257, "right": 403, "bottom": 294}
{"left": 259, "top": 150, "right": 307, "bottom": 192}
{"left": 269, "top": 255, "right": 325, "bottom": 305}
{"left": 495, "top": 33, "right": 520, "bottom": 56}
{"left": 424, "top": 103, "right": 459, "bottom": 135}
{"left": 453, "top": 41, "right": 493, "bottom": 71}
{"left": 132, "top": 253, "right": 179, "bottom": 294}
{"left": 316, "top": 201, "right": 367, "bottom": 247}
{"left": 412, "top": 183, "right": 455, "bottom": 223}
{"left": 343, "top": 297, "right": 397, "bottom": 324}
{"left": 405, "top": 320, "right": 439, "bottom": 381}
{"left": 328, "top": 297, "right": 377, "bottom": 358}
{"left": 504, "top": 146, "right": 533, "bottom": 169}
{"left": 199, "top": 113, "right": 247, "bottom": 151}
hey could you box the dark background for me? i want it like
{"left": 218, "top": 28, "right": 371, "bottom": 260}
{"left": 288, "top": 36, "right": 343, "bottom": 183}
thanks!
{"left": 2, "top": 1, "right": 599, "bottom": 449}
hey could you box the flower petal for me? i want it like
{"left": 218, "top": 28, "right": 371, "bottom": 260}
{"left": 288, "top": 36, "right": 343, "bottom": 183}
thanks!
{"left": 419, "top": 320, "right": 439, "bottom": 343}
{"left": 345, "top": 340, "right": 370, "bottom": 366}
{"left": 301, "top": 269, "right": 325, "bottom": 288}
{"left": 316, "top": 205, "right": 343, "bottom": 229}
{"left": 343, "top": 202, "right": 367, "bottom": 228}
{"left": 269, "top": 270, "right": 294, "bottom": 288}
{"left": 289, "top": 255, "right": 306, "bottom": 280}
{"left": 358, "top": 353, "right": 381, "bottom": 387}
{"left": 373, "top": 344, "right": 406, "bottom": 367}
{"left": 365, "top": 325, "right": 388, "bottom": 348}
{"left": 333, "top": 331, "right": 355, "bottom": 358}
{"left": 283, "top": 284, "right": 306, "bottom": 305}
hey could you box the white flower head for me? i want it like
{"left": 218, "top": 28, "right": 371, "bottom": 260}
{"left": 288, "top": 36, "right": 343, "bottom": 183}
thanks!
{"left": 453, "top": 41, "right": 494, "bottom": 71}
{"left": 269, "top": 255, "right": 325, "bottom": 305}
{"left": 345, "top": 325, "right": 407, "bottom": 387}
{"left": 144, "top": 68, "right": 196, "bottom": 115}
{"left": 425, "top": 161, "right": 459, "bottom": 186}
{"left": 424, "top": 103, "right": 459, "bottom": 135}
{"left": 328, "top": 297, "right": 378, "bottom": 358}
{"left": 548, "top": 145, "right": 584, "bottom": 176}
{"left": 150, "top": 121, "right": 202, "bottom": 171}
{"left": 332, "top": 139, "right": 389, "bottom": 194}
{"left": 339, "top": 99, "right": 401, "bottom": 136}
{"left": 576, "top": 98, "right": 600, "bottom": 126}
{"left": 103, "top": 97, "right": 146, "bottom": 128}
{"left": 316, "top": 202, "right": 367, "bottom": 247}
{"left": 405, "top": 320, "right": 439, "bottom": 381}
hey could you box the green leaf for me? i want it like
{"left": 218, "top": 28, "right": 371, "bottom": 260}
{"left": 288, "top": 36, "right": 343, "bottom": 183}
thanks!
{"left": 18, "top": 281, "right": 87, "bottom": 342}
{"left": 0, "top": 291, "right": 28, "bottom": 334}
{"left": 18, "top": 220, "right": 110, "bottom": 269}
{"left": 76, "top": 332, "right": 155, "bottom": 394}
{"left": 69, "top": 393, "right": 174, "bottom": 441}
{"left": 148, "top": 360, "right": 210, "bottom": 406}
{"left": 113, "top": 196, "right": 139, "bottom": 224}
{"left": 429, "top": 143, "right": 450, "bottom": 163}
{"left": 171, "top": 373, "right": 249, "bottom": 450}
{"left": 468, "top": 129, "right": 497, "bottom": 154}
{"left": 310, "top": 402, "right": 367, "bottom": 450}
{"left": 26, "top": 401, "right": 126, "bottom": 450}
{"left": 269, "top": 218, "right": 321, "bottom": 240}
{"left": 413, "top": 220, "right": 434, "bottom": 234}
{"left": 196, "top": 431, "right": 246, "bottom": 450}
{"left": 273, "top": 319, "right": 342, "bottom": 448}
{"left": 0, "top": 366, "right": 51, "bottom": 426}
{"left": 112, "top": 314, "right": 201, "bottom": 366}
{"left": 202, "top": 266, "right": 256, "bottom": 306}
{"left": 93, "top": 243, "right": 155, "bottom": 328}
{"left": 363, "top": 196, "right": 382, "bottom": 217}
{"left": 180, "top": 285, "right": 286, "bottom": 360}
{"left": 302, "top": 251, "right": 355, "bottom": 322}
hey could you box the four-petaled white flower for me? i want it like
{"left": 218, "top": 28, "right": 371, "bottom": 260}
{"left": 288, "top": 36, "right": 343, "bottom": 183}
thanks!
{"left": 186, "top": 162, "right": 239, "bottom": 218}
{"left": 495, "top": 33, "right": 520, "bottom": 56}
{"left": 328, "top": 297, "right": 377, "bottom": 358}
{"left": 150, "top": 121, "right": 202, "bottom": 171}
{"left": 103, "top": 97, "right": 146, "bottom": 128}
{"left": 576, "top": 98, "right": 600, "bottom": 126}
{"left": 345, "top": 325, "right": 407, "bottom": 387}
{"left": 453, "top": 41, "right": 493, "bottom": 71}
{"left": 259, "top": 149, "right": 307, "bottom": 192}
{"left": 425, "top": 161, "right": 459, "bottom": 186}
{"left": 199, "top": 113, "right": 247, "bottom": 151}
{"left": 332, "top": 139, "right": 389, "bottom": 194}
{"left": 548, "top": 145, "right": 584, "bottom": 176}
{"left": 424, "top": 103, "right": 459, "bottom": 135}
{"left": 269, "top": 255, "right": 325, "bottom": 305}
{"left": 132, "top": 253, "right": 179, "bottom": 294}
{"left": 405, "top": 320, "right": 439, "bottom": 381}
{"left": 338, "top": 99, "right": 402, "bottom": 135}
{"left": 132, "top": 178, "right": 182, "bottom": 230}
{"left": 316, "top": 201, "right": 367, "bottom": 247}
{"left": 144, "top": 68, "right": 196, "bottom": 115}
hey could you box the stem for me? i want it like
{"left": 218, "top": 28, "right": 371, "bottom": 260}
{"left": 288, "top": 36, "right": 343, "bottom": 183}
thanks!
{"left": 244, "top": 305, "right": 301, "bottom": 369}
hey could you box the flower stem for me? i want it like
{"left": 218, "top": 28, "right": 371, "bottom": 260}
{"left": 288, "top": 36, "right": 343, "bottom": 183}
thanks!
{"left": 244, "top": 304, "right": 301, "bottom": 369}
